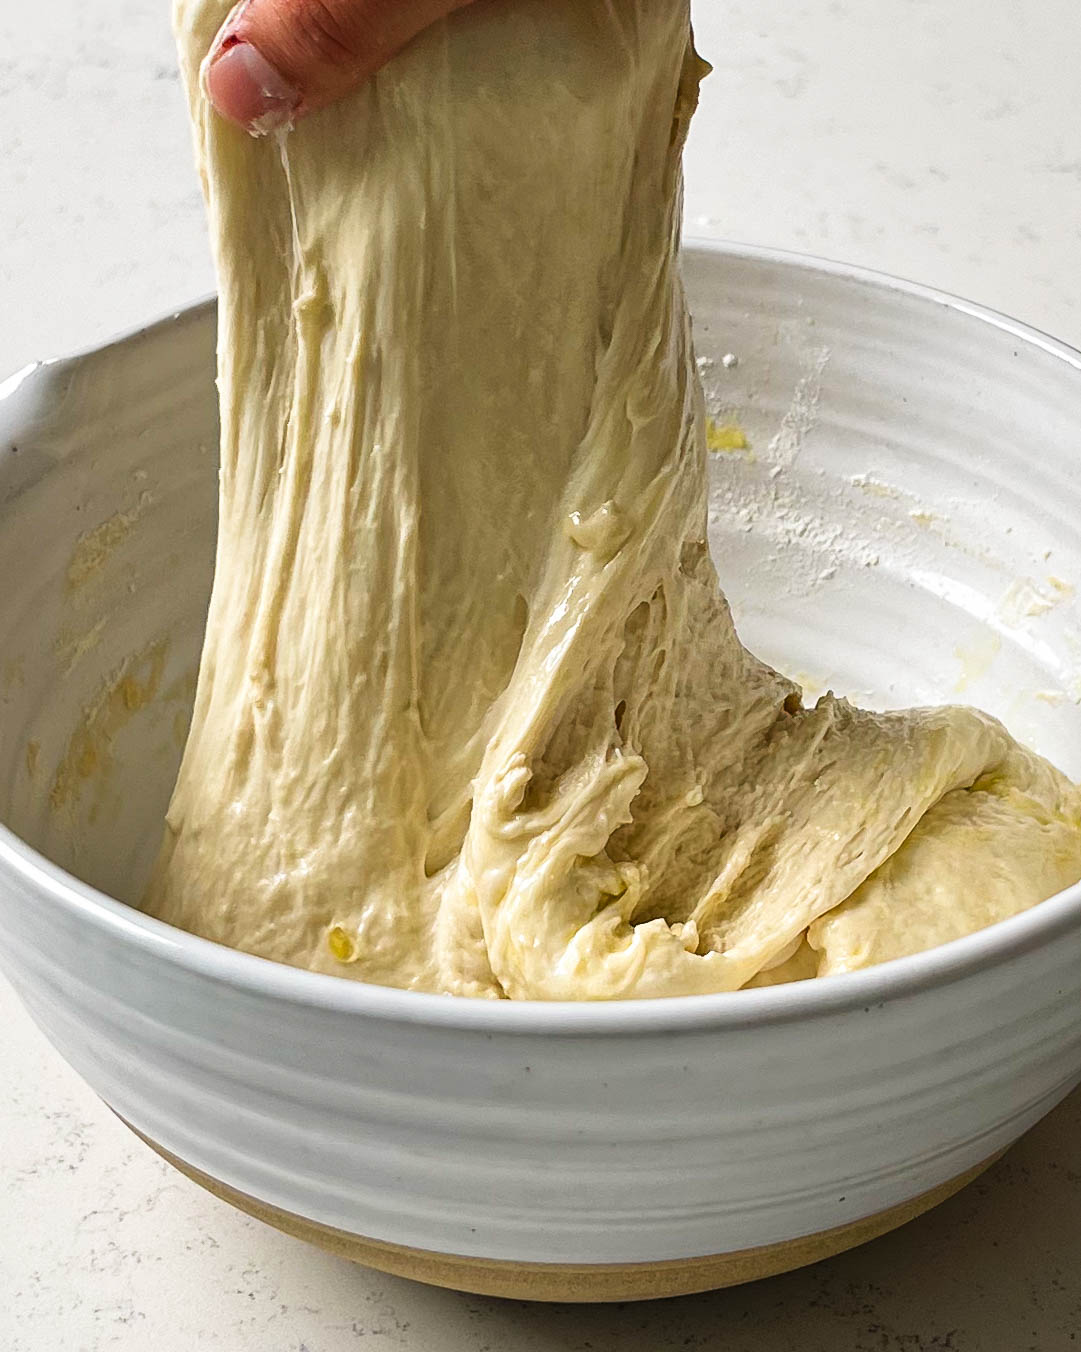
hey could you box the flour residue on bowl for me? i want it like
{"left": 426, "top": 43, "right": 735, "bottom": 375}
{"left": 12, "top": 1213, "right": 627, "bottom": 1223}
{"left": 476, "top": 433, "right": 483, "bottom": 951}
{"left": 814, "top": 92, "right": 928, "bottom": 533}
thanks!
{"left": 66, "top": 494, "right": 152, "bottom": 594}
{"left": 2, "top": 655, "right": 25, "bottom": 691}
{"left": 998, "top": 576, "right": 1076, "bottom": 625}
{"left": 765, "top": 343, "right": 831, "bottom": 471}
{"left": 953, "top": 630, "right": 1002, "bottom": 694}
{"left": 700, "top": 327, "right": 899, "bottom": 591}
{"left": 50, "top": 642, "right": 167, "bottom": 816}
{"left": 54, "top": 616, "right": 109, "bottom": 677}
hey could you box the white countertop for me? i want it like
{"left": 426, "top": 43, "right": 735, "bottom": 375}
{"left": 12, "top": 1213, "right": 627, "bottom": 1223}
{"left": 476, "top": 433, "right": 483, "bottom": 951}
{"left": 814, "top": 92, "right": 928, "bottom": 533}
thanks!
{"left": 2, "top": 2, "right": 1080, "bottom": 1348}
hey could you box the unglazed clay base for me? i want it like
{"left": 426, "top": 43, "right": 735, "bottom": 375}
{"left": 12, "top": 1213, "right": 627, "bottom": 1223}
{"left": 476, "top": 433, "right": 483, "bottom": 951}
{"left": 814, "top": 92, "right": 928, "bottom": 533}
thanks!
{"left": 122, "top": 1117, "right": 1003, "bottom": 1303}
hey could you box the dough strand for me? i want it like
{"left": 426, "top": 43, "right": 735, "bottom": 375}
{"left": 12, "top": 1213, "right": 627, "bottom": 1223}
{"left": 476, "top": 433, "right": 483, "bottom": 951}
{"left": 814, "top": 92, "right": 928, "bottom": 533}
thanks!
{"left": 147, "top": 0, "right": 1081, "bottom": 998}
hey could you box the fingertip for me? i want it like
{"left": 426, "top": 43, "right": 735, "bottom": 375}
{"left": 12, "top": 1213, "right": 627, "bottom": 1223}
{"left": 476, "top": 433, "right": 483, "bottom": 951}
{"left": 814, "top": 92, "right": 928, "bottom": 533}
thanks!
{"left": 205, "top": 37, "right": 302, "bottom": 135}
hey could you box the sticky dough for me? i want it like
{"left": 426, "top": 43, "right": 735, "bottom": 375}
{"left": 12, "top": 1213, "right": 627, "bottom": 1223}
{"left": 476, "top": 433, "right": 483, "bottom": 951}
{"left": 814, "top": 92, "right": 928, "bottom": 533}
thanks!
{"left": 147, "top": 0, "right": 1081, "bottom": 998}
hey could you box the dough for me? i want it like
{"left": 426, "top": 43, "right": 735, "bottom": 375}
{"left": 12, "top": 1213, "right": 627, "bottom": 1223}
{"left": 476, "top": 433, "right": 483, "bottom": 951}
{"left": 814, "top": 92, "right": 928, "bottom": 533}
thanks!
{"left": 147, "top": 0, "right": 1081, "bottom": 998}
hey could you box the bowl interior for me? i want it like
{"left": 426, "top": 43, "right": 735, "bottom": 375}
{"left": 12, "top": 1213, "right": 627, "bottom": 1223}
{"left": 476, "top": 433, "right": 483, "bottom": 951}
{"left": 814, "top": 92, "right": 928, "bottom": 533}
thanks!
{"left": 3, "top": 248, "right": 1081, "bottom": 913}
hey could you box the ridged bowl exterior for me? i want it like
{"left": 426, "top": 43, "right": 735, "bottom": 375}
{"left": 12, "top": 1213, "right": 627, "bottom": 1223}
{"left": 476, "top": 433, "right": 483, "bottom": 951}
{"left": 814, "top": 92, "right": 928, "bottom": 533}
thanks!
{"left": 1, "top": 245, "right": 1079, "bottom": 1267}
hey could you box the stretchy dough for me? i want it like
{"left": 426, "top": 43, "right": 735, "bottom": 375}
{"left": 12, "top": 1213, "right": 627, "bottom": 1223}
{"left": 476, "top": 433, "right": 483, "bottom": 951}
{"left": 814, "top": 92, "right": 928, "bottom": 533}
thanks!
{"left": 147, "top": 0, "right": 1081, "bottom": 997}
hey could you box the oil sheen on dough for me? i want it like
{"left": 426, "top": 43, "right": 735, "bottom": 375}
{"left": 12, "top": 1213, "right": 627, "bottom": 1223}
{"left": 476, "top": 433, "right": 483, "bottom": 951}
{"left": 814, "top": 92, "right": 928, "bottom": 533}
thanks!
{"left": 146, "top": 0, "right": 1081, "bottom": 998}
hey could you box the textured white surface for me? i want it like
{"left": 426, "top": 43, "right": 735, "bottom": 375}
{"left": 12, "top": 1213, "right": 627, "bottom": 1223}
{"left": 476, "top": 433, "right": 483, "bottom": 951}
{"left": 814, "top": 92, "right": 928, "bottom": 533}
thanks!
{"left": 2, "top": 1, "right": 1081, "bottom": 1349}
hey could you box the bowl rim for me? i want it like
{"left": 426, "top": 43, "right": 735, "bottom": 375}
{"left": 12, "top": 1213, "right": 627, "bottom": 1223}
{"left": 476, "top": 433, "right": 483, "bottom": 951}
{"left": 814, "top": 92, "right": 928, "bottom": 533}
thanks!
{"left": 2, "top": 238, "right": 1080, "bottom": 1035}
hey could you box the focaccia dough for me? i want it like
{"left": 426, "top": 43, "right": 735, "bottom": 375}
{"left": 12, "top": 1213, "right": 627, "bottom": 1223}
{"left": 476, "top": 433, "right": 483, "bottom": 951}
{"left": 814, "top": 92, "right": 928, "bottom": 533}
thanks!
{"left": 147, "top": 0, "right": 1081, "bottom": 997}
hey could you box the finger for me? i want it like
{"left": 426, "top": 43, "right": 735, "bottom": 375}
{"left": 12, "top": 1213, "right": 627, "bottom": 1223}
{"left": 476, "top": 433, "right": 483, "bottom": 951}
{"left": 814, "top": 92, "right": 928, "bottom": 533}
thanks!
{"left": 204, "top": 0, "right": 478, "bottom": 134}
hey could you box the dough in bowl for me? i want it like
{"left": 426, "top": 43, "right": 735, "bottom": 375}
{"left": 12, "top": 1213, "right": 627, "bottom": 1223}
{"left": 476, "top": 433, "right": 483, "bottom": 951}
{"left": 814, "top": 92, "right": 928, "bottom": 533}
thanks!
{"left": 146, "top": 0, "right": 1081, "bottom": 997}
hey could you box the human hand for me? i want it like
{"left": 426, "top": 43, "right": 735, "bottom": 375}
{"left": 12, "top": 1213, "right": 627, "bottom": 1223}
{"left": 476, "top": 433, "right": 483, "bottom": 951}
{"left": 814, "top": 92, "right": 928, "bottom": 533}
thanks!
{"left": 204, "top": 0, "right": 479, "bottom": 134}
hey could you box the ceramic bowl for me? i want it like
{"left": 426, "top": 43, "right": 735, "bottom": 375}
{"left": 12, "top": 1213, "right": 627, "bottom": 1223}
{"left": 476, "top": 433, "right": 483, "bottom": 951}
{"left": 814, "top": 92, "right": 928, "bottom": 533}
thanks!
{"left": 1, "top": 244, "right": 1080, "bottom": 1302}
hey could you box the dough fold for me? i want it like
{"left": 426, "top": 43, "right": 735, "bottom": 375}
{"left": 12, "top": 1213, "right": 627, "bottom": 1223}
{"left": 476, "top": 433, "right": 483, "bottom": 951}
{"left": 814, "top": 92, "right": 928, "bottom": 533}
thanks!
{"left": 147, "top": 0, "right": 1081, "bottom": 998}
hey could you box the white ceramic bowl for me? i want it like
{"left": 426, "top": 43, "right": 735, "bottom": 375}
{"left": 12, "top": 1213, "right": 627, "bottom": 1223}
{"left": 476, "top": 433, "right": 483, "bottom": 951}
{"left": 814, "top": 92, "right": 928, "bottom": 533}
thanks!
{"left": 1, "top": 244, "right": 1080, "bottom": 1302}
